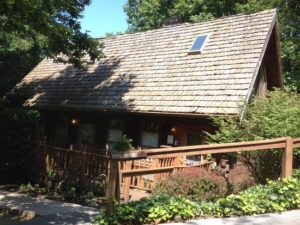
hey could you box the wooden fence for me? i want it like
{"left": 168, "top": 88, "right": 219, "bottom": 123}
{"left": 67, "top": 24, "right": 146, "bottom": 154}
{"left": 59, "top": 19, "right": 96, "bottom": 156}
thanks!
{"left": 32, "top": 142, "right": 110, "bottom": 191}
{"left": 107, "top": 136, "right": 300, "bottom": 210}
{"left": 32, "top": 137, "right": 300, "bottom": 210}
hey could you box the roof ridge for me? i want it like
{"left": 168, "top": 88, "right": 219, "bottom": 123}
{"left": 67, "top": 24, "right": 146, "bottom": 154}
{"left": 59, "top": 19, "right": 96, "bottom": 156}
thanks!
{"left": 96, "top": 8, "right": 277, "bottom": 41}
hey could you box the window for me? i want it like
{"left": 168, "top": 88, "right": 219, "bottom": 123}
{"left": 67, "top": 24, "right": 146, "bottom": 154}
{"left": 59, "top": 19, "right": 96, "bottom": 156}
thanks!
{"left": 108, "top": 129, "right": 123, "bottom": 142}
{"left": 189, "top": 34, "right": 209, "bottom": 54}
{"left": 55, "top": 124, "right": 68, "bottom": 145}
{"left": 187, "top": 131, "right": 203, "bottom": 145}
{"left": 107, "top": 120, "right": 124, "bottom": 148}
{"left": 140, "top": 121, "right": 160, "bottom": 148}
{"left": 186, "top": 131, "right": 203, "bottom": 164}
{"left": 80, "top": 123, "right": 95, "bottom": 145}
{"left": 54, "top": 117, "right": 68, "bottom": 145}
{"left": 141, "top": 131, "right": 159, "bottom": 148}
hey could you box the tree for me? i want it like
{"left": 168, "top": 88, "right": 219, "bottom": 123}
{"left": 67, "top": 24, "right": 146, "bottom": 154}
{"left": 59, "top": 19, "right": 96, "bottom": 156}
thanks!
{"left": 124, "top": 0, "right": 300, "bottom": 91}
{"left": 0, "top": 0, "right": 103, "bottom": 98}
{"left": 124, "top": 0, "right": 236, "bottom": 32}
{"left": 207, "top": 90, "right": 300, "bottom": 183}
{"left": 0, "top": 0, "right": 101, "bottom": 66}
{"left": 0, "top": 0, "right": 102, "bottom": 184}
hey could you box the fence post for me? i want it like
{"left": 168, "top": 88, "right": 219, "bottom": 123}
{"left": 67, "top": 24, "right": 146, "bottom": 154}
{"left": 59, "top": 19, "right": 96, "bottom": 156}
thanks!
{"left": 107, "top": 159, "right": 120, "bottom": 212}
{"left": 107, "top": 151, "right": 147, "bottom": 210}
{"left": 281, "top": 137, "right": 293, "bottom": 178}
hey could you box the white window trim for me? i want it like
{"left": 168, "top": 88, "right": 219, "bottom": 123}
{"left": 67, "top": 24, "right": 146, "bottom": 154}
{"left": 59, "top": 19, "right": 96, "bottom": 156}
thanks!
{"left": 188, "top": 34, "right": 210, "bottom": 54}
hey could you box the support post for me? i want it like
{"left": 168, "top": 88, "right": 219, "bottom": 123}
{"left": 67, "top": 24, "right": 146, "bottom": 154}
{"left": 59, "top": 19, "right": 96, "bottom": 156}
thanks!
{"left": 123, "top": 161, "right": 132, "bottom": 202}
{"left": 107, "top": 159, "right": 120, "bottom": 212}
{"left": 107, "top": 150, "right": 147, "bottom": 210}
{"left": 281, "top": 137, "right": 293, "bottom": 178}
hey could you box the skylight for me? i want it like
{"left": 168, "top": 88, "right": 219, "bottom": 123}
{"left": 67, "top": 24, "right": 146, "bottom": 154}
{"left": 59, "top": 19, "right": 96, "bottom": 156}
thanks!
{"left": 189, "top": 35, "right": 209, "bottom": 54}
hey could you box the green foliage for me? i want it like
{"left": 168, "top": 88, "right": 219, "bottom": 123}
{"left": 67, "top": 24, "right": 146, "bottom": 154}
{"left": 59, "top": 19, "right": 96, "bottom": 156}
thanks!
{"left": 208, "top": 177, "right": 300, "bottom": 217}
{"left": 124, "top": 0, "right": 236, "bottom": 32}
{"left": 0, "top": 0, "right": 102, "bottom": 67}
{"left": 235, "top": 0, "right": 300, "bottom": 92}
{"left": 153, "top": 168, "right": 228, "bottom": 202}
{"left": 124, "top": 0, "right": 300, "bottom": 91}
{"left": 113, "top": 135, "right": 133, "bottom": 151}
{"left": 95, "top": 195, "right": 201, "bottom": 225}
{"left": 207, "top": 90, "right": 300, "bottom": 182}
{"left": 293, "top": 168, "right": 300, "bottom": 180}
{"left": 95, "top": 177, "right": 300, "bottom": 224}
{"left": 0, "top": 108, "right": 40, "bottom": 184}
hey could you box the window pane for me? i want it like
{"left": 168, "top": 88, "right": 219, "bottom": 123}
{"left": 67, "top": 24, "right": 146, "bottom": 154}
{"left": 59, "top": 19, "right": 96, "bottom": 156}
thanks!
{"left": 141, "top": 131, "right": 159, "bottom": 148}
{"left": 55, "top": 125, "right": 68, "bottom": 145}
{"left": 81, "top": 123, "right": 94, "bottom": 145}
{"left": 189, "top": 35, "right": 208, "bottom": 53}
{"left": 187, "top": 131, "right": 203, "bottom": 145}
{"left": 108, "top": 129, "right": 123, "bottom": 142}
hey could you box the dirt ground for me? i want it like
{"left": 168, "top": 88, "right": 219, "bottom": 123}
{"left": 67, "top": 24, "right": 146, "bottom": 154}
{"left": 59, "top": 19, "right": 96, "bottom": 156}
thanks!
{"left": 0, "top": 209, "right": 36, "bottom": 225}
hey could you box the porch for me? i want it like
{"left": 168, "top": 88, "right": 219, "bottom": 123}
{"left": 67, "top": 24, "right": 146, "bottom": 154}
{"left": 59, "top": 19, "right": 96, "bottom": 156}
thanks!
{"left": 32, "top": 141, "right": 212, "bottom": 199}
{"left": 38, "top": 110, "right": 215, "bottom": 152}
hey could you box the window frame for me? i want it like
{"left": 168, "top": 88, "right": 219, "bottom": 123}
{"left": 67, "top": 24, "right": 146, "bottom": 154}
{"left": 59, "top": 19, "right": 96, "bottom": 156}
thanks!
{"left": 188, "top": 34, "right": 210, "bottom": 54}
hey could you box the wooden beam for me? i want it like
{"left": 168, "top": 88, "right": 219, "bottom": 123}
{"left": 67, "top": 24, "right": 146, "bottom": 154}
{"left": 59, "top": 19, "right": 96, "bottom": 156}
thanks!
{"left": 293, "top": 138, "right": 300, "bottom": 148}
{"left": 121, "top": 167, "right": 174, "bottom": 177}
{"left": 144, "top": 138, "right": 286, "bottom": 158}
{"left": 281, "top": 137, "right": 293, "bottom": 178}
{"left": 107, "top": 160, "right": 120, "bottom": 212}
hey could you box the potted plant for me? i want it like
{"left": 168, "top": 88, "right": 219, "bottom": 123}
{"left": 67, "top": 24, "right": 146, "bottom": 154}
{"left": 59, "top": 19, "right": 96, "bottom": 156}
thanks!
{"left": 110, "top": 135, "right": 146, "bottom": 160}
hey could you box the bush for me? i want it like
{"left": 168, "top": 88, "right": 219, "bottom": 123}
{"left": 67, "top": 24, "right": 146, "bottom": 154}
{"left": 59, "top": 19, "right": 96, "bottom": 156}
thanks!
{"left": 152, "top": 168, "right": 228, "bottom": 201}
{"left": 0, "top": 108, "right": 39, "bottom": 184}
{"left": 95, "top": 177, "right": 300, "bottom": 225}
{"left": 96, "top": 195, "right": 201, "bottom": 225}
{"left": 207, "top": 90, "right": 300, "bottom": 183}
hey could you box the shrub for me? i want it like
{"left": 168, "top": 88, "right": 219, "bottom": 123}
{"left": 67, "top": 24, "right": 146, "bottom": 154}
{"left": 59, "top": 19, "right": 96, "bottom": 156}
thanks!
{"left": 96, "top": 195, "right": 201, "bottom": 225}
{"left": 95, "top": 177, "right": 300, "bottom": 225}
{"left": 152, "top": 168, "right": 228, "bottom": 201}
{"left": 0, "top": 108, "right": 39, "bottom": 184}
{"left": 207, "top": 90, "right": 300, "bottom": 183}
{"left": 228, "top": 163, "right": 256, "bottom": 193}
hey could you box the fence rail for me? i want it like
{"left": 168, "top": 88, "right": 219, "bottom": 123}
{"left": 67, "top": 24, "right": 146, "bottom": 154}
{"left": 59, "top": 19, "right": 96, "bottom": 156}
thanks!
{"left": 32, "top": 137, "right": 300, "bottom": 212}
{"left": 107, "top": 136, "right": 299, "bottom": 210}
{"left": 33, "top": 142, "right": 109, "bottom": 191}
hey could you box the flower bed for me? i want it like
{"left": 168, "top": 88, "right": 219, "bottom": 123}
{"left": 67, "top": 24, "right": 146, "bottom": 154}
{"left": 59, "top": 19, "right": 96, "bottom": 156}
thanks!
{"left": 95, "top": 177, "right": 300, "bottom": 225}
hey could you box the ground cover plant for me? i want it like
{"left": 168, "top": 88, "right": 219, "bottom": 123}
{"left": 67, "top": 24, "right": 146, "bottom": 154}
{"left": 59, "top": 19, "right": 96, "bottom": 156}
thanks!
{"left": 95, "top": 176, "right": 300, "bottom": 225}
{"left": 18, "top": 182, "right": 103, "bottom": 208}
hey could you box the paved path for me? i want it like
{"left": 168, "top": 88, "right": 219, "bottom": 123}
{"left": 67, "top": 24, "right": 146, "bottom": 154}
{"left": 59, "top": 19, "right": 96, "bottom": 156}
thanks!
{"left": 2, "top": 191, "right": 300, "bottom": 225}
{"left": 164, "top": 209, "right": 300, "bottom": 225}
{"left": 0, "top": 191, "right": 99, "bottom": 225}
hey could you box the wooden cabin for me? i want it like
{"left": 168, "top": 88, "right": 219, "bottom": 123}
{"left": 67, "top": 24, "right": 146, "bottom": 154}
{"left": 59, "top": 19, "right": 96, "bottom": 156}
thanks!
{"left": 11, "top": 9, "right": 283, "bottom": 154}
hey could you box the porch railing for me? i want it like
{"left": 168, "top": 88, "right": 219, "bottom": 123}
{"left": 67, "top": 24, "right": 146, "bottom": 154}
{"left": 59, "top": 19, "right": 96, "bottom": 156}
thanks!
{"left": 107, "top": 136, "right": 300, "bottom": 211}
{"left": 32, "top": 137, "right": 300, "bottom": 210}
{"left": 32, "top": 142, "right": 110, "bottom": 191}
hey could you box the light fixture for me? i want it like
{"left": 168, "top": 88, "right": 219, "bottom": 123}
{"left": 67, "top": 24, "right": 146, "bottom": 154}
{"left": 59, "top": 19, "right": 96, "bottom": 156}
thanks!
{"left": 170, "top": 126, "right": 177, "bottom": 134}
{"left": 71, "top": 118, "right": 79, "bottom": 126}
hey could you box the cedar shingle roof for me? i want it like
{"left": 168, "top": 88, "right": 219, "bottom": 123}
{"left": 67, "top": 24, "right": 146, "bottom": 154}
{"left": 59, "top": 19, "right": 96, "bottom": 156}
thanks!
{"left": 14, "top": 9, "right": 278, "bottom": 116}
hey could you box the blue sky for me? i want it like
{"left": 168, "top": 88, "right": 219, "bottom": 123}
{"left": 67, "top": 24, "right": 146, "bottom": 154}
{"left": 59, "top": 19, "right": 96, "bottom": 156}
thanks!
{"left": 80, "top": 0, "right": 128, "bottom": 38}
